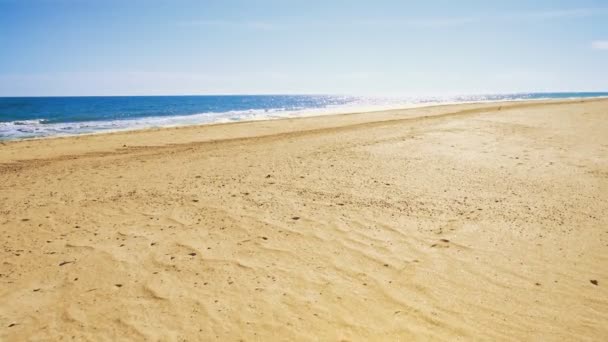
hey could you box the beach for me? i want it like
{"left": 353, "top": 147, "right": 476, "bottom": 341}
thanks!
{"left": 1, "top": 98, "right": 607, "bottom": 340}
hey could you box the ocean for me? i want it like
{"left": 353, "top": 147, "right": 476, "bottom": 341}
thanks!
{"left": 0, "top": 92, "right": 606, "bottom": 140}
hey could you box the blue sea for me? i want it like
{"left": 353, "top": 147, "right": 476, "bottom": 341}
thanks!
{"left": 0, "top": 92, "right": 606, "bottom": 140}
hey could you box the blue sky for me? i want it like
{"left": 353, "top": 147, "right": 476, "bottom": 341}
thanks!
{"left": 0, "top": 0, "right": 607, "bottom": 96}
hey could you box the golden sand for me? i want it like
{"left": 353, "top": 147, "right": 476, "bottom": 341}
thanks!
{"left": 1, "top": 99, "right": 607, "bottom": 340}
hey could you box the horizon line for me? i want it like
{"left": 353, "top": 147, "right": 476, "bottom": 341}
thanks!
{"left": 2, "top": 90, "right": 608, "bottom": 98}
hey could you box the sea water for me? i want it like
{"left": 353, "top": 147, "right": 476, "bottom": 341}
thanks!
{"left": 0, "top": 93, "right": 606, "bottom": 140}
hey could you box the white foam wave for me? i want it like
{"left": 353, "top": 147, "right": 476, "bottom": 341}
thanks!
{"left": 0, "top": 100, "right": 420, "bottom": 140}
{"left": 1, "top": 93, "right": 603, "bottom": 140}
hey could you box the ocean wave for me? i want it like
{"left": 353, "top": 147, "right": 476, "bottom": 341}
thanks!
{"left": 1, "top": 93, "right": 606, "bottom": 140}
{"left": 0, "top": 108, "right": 319, "bottom": 140}
{"left": 0, "top": 101, "right": 408, "bottom": 140}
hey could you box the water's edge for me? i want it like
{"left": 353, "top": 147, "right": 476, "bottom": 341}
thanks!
{"left": 1, "top": 93, "right": 606, "bottom": 141}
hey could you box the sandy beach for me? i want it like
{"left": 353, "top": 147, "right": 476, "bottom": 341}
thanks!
{"left": 1, "top": 98, "right": 607, "bottom": 340}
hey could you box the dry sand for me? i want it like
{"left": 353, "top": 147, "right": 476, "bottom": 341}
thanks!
{"left": 1, "top": 99, "right": 607, "bottom": 341}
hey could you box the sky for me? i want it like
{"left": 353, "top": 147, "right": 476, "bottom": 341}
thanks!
{"left": 0, "top": 0, "right": 607, "bottom": 96}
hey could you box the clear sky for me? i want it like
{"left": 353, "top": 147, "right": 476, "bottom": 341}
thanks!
{"left": 1, "top": 0, "right": 607, "bottom": 96}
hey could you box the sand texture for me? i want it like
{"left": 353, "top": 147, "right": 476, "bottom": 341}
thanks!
{"left": 1, "top": 99, "right": 607, "bottom": 341}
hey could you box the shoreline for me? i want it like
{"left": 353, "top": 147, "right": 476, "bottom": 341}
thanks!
{"left": 1, "top": 95, "right": 606, "bottom": 145}
{"left": 1, "top": 97, "right": 606, "bottom": 164}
